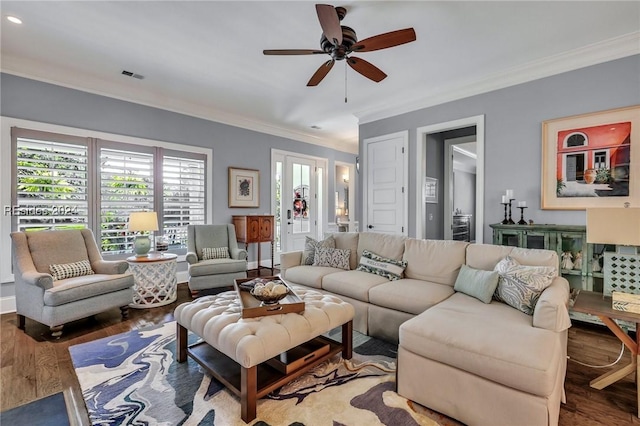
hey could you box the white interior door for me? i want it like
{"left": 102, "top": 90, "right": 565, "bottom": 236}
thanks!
{"left": 283, "top": 156, "right": 317, "bottom": 251}
{"left": 364, "top": 133, "right": 407, "bottom": 235}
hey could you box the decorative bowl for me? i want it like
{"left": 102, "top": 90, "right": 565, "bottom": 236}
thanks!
{"left": 250, "top": 281, "right": 290, "bottom": 305}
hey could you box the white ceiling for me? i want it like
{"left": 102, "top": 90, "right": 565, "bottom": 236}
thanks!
{"left": 2, "top": 1, "right": 639, "bottom": 154}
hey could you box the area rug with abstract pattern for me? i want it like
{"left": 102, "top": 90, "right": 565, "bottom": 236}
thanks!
{"left": 69, "top": 321, "right": 454, "bottom": 425}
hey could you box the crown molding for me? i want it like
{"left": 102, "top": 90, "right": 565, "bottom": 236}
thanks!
{"left": 355, "top": 32, "right": 640, "bottom": 125}
{"left": 1, "top": 58, "right": 358, "bottom": 154}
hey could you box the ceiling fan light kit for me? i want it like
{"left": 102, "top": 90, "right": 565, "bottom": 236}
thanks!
{"left": 263, "top": 4, "right": 416, "bottom": 87}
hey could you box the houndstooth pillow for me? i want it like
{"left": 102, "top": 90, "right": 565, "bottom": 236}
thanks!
{"left": 493, "top": 256, "right": 556, "bottom": 315}
{"left": 202, "top": 247, "right": 230, "bottom": 260}
{"left": 313, "top": 247, "right": 351, "bottom": 270}
{"left": 49, "top": 260, "right": 94, "bottom": 281}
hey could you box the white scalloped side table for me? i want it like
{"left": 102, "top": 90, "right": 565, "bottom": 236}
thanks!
{"left": 126, "top": 253, "right": 178, "bottom": 308}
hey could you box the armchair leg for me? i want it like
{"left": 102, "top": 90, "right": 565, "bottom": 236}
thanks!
{"left": 190, "top": 290, "right": 199, "bottom": 299}
{"left": 50, "top": 325, "right": 64, "bottom": 338}
{"left": 120, "top": 306, "right": 129, "bottom": 320}
{"left": 17, "top": 314, "right": 25, "bottom": 330}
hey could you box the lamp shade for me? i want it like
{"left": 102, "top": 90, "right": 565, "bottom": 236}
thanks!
{"left": 586, "top": 208, "right": 640, "bottom": 246}
{"left": 128, "top": 211, "right": 159, "bottom": 232}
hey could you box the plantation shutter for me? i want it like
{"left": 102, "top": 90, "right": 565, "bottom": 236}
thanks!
{"left": 162, "top": 153, "right": 206, "bottom": 248}
{"left": 99, "top": 145, "right": 154, "bottom": 254}
{"left": 13, "top": 129, "right": 89, "bottom": 232}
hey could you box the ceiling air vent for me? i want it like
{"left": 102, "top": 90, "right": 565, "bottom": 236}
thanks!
{"left": 121, "top": 70, "right": 144, "bottom": 80}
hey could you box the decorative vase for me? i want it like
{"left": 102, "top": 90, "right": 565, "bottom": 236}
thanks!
{"left": 584, "top": 169, "right": 597, "bottom": 184}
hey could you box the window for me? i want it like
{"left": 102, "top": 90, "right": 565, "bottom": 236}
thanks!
{"left": 14, "top": 132, "right": 89, "bottom": 232}
{"left": 565, "top": 132, "right": 587, "bottom": 147}
{"left": 594, "top": 151, "right": 608, "bottom": 170}
{"left": 11, "top": 127, "right": 207, "bottom": 255}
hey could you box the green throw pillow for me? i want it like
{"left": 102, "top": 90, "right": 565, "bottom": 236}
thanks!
{"left": 454, "top": 264, "right": 500, "bottom": 304}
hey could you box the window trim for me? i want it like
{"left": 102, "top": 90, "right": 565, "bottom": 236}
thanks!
{"left": 2, "top": 116, "right": 213, "bottom": 282}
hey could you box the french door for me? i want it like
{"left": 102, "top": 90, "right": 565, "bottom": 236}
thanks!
{"left": 272, "top": 151, "right": 326, "bottom": 260}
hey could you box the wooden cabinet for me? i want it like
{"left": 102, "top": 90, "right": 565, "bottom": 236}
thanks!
{"left": 232, "top": 215, "right": 274, "bottom": 273}
{"left": 452, "top": 215, "right": 472, "bottom": 242}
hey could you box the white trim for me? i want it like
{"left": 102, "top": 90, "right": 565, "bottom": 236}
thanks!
{"left": 362, "top": 131, "right": 409, "bottom": 236}
{"left": 1, "top": 296, "right": 16, "bottom": 314}
{"left": 416, "top": 116, "right": 485, "bottom": 243}
{"left": 357, "top": 32, "right": 640, "bottom": 125}
{"left": 0, "top": 116, "right": 213, "bottom": 284}
{"left": 335, "top": 160, "right": 356, "bottom": 229}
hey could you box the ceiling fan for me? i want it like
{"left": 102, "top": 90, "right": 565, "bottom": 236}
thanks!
{"left": 263, "top": 4, "right": 416, "bottom": 87}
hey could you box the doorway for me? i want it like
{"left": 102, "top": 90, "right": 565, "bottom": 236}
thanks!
{"left": 416, "top": 115, "right": 485, "bottom": 243}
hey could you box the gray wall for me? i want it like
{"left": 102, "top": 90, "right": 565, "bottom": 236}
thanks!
{"left": 359, "top": 55, "right": 640, "bottom": 242}
{"left": 424, "top": 133, "right": 444, "bottom": 239}
{"left": 0, "top": 73, "right": 356, "bottom": 297}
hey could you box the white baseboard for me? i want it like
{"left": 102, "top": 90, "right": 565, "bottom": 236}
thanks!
{"left": 1, "top": 295, "right": 16, "bottom": 314}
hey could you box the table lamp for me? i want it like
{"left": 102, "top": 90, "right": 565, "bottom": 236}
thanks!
{"left": 586, "top": 205, "right": 640, "bottom": 304}
{"left": 128, "top": 211, "right": 159, "bottom": 257}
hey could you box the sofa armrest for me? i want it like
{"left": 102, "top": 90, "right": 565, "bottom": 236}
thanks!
{"left": 533, "top": 276, "right": 572, "bottom": 332}
{"left": 280, "top": 250, "right": 303, "bottom": 274}
{"left": 92, "top": 259, "right": 129, "bottom": 275}
{"left": 20, "top": 270, "right": 54, "bottom": 290}
{"left": 186, "top": 252, "right": 198, "bottom": 264}
{"left": 230, "top": 248, "right": 248, "bottom": 260}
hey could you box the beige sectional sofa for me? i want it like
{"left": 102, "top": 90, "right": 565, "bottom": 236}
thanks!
{"left": 280, "top": 232, "right": 571, "bottom": 426}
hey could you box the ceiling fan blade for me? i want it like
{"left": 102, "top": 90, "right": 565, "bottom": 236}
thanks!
{"left": 350, "top": 28, "right": 416, "bottom": 52}
{"left": 263, "top": 49, "right": 325, "bottom": 55}
{"left": 307, "top": 59, "right": 335, "bottom": 86}
{"left": 316, "top": 4, "right": 342, "bottom": 46}
{"left": 346, "top": 57, "right": 387, "bottom": 82}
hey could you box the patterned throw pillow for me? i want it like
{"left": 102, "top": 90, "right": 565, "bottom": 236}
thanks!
{"left": 49, "top": 260, "right": 94, "bottom": 281}
{"left": 302, "top": 236, "right": 335, "bottom": 265}
{"left": 202, "top": 247, "right": 230, "bottom": 260}
{"left": 493, "top": 256, "right": 556, "bottom": 315}
{"left": 356, "top": 250, "right": 408, "bottom": 281}
{"left": 313, "top": 247, "right": 351, "bottom": 270}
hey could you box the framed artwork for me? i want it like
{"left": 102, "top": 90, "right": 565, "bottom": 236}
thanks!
{"left": 541, "top": 105, "right": 640, "bottom": 210}
{"left": 228, "top": 167, "right": 259, "bottom": 208}
{"left": 424, "top": 177, "right": 438, "bottom": 204}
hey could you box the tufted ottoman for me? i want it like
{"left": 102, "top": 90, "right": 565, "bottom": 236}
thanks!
{"left": 174, "top": 285, "right": 355, "bottom": 422}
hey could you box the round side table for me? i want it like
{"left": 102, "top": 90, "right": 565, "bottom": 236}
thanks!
{"left": 126, "top": 253, "right": 178, "bottom": 308}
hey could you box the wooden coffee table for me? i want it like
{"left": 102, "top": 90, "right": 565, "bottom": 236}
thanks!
{"left": 571, "top": 290, "right": 640, "bottom": 416}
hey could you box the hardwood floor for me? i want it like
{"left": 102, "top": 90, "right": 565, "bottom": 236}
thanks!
{"left": 2, "top": 276, "right": 640, "bottom": 425}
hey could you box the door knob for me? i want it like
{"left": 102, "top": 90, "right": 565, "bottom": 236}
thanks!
{"left": 368, "top": 225, "right": 374, "bottom": 229}
{"left": 287, "top": 222, "right": 292, "bottom": 225}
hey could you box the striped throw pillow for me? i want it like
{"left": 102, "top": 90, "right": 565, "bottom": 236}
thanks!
{"left": 356, "top": 250, "right": 407, "bottom": 281}
{"left": 49, "top": 260, "right": 94, "bottom": 281}
{"left": 202, "top": 247, "right": 230, "bottom": 260}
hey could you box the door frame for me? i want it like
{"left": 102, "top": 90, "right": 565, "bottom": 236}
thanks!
{"left": 416, "top": 115, "right": 485, "bottom": 243}
{"left": 271, "top": 149, "right": 328, "bottom": 260}
{"left": 362, "top": 131, "right": 409, "bottom": 235}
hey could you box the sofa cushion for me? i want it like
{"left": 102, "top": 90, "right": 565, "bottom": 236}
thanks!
{"left": 49, "top": 260, "right": 94, "bottom": 281}
{"left": 202, "top": 247, "right": 230, "bottom": 260}
{"left": 303, "top": 235, "right": 335, "bottom": 265}
{"left": 321, "top": 270, "right": 389, "bottom": 302}
{"left": 399, "top": 292, "right": 563, "bottom": 397}
{"left": 357, "top": 232, "right": 406, "bottom": 261}
{"left": 369, "top": 279, "right": 454, "bottom": 315}
{"left": 326, "top": 232, "right": 359, "bottom": 270}
{"left": 494, "top": 256, "right": 556, "bottom": 315}
{"left": 44, "top": 273, "right": 133, "bottom": 306}
{"left": 356, "top": 250, "right": 407, "bottom": 280}
{"left": 27, "top": 230, "right": 91, "bottom": 274}
{"left": 403, "top": 238, "right": 468, "bottom": 286}
{"left": 466, "top": 244, "right": 559, "bottom": 272}
{"left": 313, "top": 247, "right": 351, "bottom": 270}
{"left": 453, "top": 264, "right": 499, "bottom": 304}
{"left": 188, "top": 258, "right": 247, "bottom": 277}
{"left": 283, "top": 265, "right": 342, "bottom": 289}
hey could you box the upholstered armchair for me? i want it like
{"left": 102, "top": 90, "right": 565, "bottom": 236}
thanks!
{"left": 10, "top": 229, "right": 134, "bottom": 337}
{"left": 186, "top": 224, "right": 248, "bottom": 296}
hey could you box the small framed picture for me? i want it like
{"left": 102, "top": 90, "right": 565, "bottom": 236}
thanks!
{"left": 424, "top": 177, "right": 438, "bottom": 204}
{"left": 228, "top": 167, "right": 260, "bottom": 208}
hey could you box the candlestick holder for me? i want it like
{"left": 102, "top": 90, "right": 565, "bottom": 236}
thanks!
{"left": 508, "top": 199, "right": 515, "bottom": 224}
{"left": 501, "top": 202, "right": 509, "bottom": 224}
{"left": 517, "top": 206, "right": 528, "bottom": 225}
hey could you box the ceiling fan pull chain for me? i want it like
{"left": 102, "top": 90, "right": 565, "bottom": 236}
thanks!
{"left": 344, "top": 61, "right": 348, "bottom": 103}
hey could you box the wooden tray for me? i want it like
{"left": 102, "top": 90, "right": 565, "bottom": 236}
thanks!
{"left": 234, "top": 276, "right": 305, "bottom": 319}
{"left": 265, "top": 337, "right": 331, "bottom": 374}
